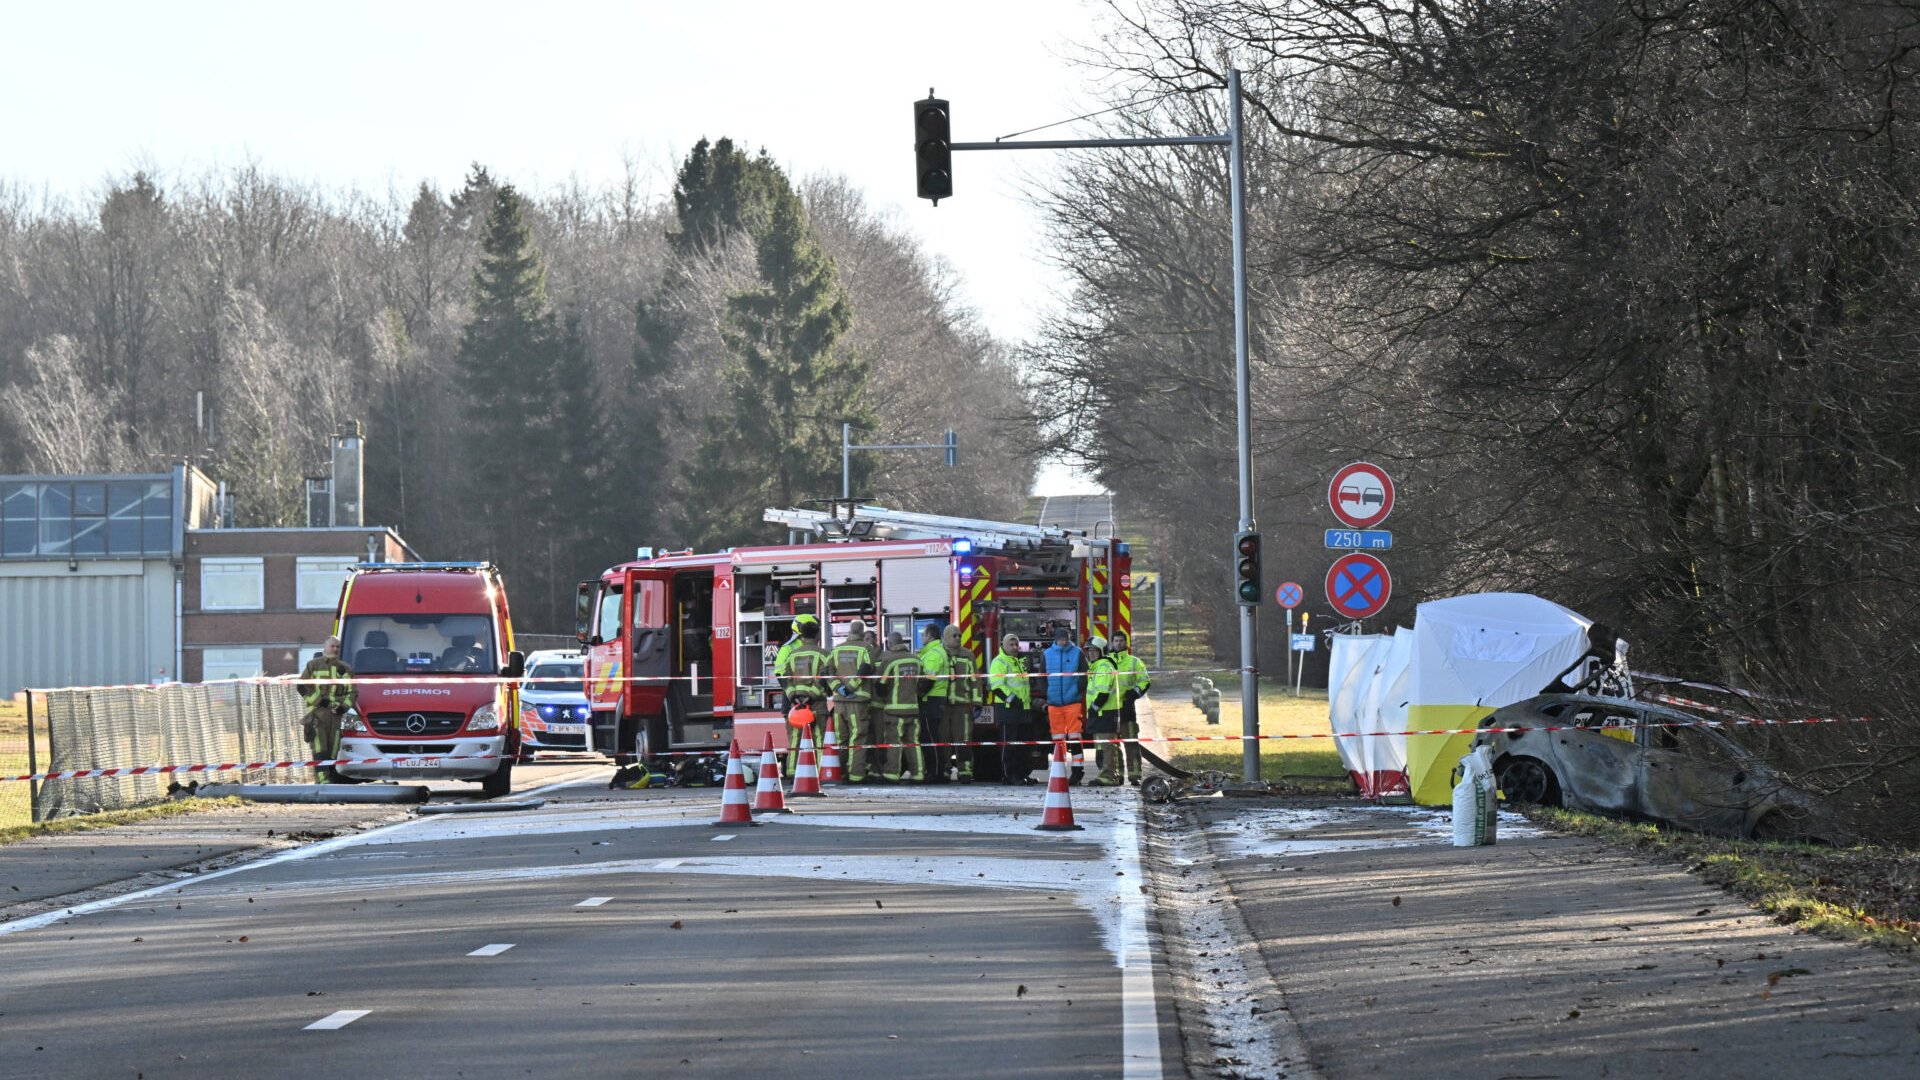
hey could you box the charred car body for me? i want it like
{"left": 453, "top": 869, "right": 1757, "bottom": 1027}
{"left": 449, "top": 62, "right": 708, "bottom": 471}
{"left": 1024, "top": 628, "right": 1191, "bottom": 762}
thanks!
{"left": 1472, "top": 694, "right": 1852, "bottom": 845}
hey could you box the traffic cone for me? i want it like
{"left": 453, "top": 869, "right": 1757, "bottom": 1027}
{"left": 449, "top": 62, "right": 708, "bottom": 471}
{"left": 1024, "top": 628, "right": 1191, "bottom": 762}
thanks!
{"left": 752, "top": 732, "right": 789, "bottom": 814}
{"left": 1034, "top": 741, "right": 1085, "bottom": 832}
{"left": 791, "top": 730, "right": 824, "bottom": 797}
{"left": 714, "top": 739, "right": 755, "bottom": 826}
{"left": 820, "top": 724, "right": 845, "bottom": 785}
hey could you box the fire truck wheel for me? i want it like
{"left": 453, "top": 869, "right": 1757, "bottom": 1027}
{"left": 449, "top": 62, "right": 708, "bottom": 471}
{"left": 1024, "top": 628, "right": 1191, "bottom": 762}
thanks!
{"left": 480, "top": 760, "right": 513, "bottom": 798}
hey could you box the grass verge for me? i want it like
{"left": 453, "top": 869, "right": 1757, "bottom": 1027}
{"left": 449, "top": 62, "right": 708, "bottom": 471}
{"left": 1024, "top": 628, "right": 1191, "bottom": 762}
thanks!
{"left": 1146, "top": 679, "right": 1352, "bottom": 794}
{"left": 1531, "top": 806, "right": 1920, "bottom": 952}
{"left": 0, "top": 797, "right": 244, "bottom": 847}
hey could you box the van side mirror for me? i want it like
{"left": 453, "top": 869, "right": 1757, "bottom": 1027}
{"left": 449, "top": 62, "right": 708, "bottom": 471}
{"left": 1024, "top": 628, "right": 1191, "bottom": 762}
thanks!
{"left": 574, "top": 583, "right": 596, "bottom": 644}
{"left": 500, "top": 650, "right": 526, "bottom": 680}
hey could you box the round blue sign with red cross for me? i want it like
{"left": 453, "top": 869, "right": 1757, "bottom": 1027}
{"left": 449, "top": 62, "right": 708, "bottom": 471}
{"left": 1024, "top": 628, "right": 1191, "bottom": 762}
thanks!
{"left": 1325, "top": 553, "right": 1391, "bottom": 619}
{"left": 1275, "top": 581, "right": 1303, "bottom": 609}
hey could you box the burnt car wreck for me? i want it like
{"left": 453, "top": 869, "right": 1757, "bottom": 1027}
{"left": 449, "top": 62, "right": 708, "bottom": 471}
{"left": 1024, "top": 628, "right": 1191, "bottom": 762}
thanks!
{"left": 1471, "top": 694, "right": 1853, "bottom": 845}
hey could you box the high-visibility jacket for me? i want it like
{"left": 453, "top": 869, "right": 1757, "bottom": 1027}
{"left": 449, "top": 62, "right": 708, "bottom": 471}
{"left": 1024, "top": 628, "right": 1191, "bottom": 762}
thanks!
{"left": 918, "top": 639, "right": 951, "bottom": 701}
{"left": 988, "top": 650, "right": 1031, "bottom": 708}
{"left": 783, "top": 643, "right": 829, "bottom": 700}
{"left": 1115, "top": 650, "right": 1152, "bottom": 700}
{"left": 829, "top": 640, "right": 877, "bottom": 701}
{"left": 1087, "top": 655, "right": 1120, "bottom": 714}
{"left": 1041, "top": 643, "right": 1084, "bottom": 706}
{"left": 950, "top": 650, "right": 979, "bottom": 705}
{"left": 877, "top": 650, "right": 923, "bottom": 716}
{"left": 299, "top": 656, "right": 356, "bottom": 714}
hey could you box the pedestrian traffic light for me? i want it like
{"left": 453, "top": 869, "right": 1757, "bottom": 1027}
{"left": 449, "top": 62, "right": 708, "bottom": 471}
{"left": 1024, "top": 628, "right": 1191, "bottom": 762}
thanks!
{"left": 915, "top": 92, "right": 952, "bottom": 204}
{"left": 1234, "top": 532, "right": 1261, "bottom": 606}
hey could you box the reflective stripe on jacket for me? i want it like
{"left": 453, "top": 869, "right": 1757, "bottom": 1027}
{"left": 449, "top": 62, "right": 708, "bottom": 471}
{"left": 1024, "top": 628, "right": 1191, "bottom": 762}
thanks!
{"left": 988, "top": 651, "right": 1031, "bottom": 707}
{"left": 878, "top": 652, "right": 922, "bottom": 715}
{"left": 1088, "top": 655, "right": 1120, "bottom": 715}
{"left": 830, "top": 642, "right": 876, "bottom": 700}
{"left": 918, "top": 641, "right": 951, "bottom": 700}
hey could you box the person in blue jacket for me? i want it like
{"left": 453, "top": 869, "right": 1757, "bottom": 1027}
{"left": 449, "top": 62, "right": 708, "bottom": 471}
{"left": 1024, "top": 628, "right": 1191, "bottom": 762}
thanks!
{"left": 1040, "top": 623, "right": 1088, "bottom": 783}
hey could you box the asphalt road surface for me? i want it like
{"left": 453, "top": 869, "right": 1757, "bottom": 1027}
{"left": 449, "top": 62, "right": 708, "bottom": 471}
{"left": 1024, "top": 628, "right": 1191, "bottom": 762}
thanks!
{"left": 0, "top": 779, "right": 1174, "bottom": 1079}
{"left": 1036, "top": 493, "right": 1116, "bottom": 535}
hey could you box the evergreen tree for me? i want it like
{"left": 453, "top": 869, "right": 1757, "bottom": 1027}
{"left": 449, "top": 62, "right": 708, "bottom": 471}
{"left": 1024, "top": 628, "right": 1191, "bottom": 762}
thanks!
{"left": 456, "top": 184, "right": 564, "bottom": 604}
{"left": 683, "top": 188, "right": 872, "bottom": 547}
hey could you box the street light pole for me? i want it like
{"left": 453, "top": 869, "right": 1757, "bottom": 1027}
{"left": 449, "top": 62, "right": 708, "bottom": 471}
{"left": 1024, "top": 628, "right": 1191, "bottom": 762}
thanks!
{"left": 925, "top": 71, "right": 1261, "bottom": 779}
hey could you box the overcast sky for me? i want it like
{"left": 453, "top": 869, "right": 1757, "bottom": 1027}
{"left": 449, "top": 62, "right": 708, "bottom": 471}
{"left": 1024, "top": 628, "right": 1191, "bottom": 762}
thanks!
{"left": 2, "top": 1, "right": 1125, "bottom": 492}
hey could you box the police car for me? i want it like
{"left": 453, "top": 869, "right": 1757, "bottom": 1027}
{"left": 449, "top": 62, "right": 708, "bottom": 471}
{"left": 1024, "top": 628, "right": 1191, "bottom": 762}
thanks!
{"left": 517, "top": 649, "right": 594, "bottom": 758}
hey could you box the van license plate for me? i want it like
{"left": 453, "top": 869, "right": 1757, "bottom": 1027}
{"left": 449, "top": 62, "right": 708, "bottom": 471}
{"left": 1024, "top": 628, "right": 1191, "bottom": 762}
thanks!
{"left": 388, "top": 756, "right": 442, "bottom": 769}
{"left": 547, "top": 723, "right": 587, "bottom": 736}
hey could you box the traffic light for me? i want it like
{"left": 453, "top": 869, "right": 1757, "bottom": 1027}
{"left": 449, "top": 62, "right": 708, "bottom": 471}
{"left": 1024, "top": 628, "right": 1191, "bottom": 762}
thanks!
{"left": 915, "top": 92, "right": 952, "bottom": 204}
{"left": 1234, "top": 532, "right": 1261, "bottom": 606}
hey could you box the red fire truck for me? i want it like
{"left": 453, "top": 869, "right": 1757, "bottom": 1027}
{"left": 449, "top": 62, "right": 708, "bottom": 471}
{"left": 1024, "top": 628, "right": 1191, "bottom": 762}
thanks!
{"left": 574, "top": 506, "right": 1132, "bottom": 779}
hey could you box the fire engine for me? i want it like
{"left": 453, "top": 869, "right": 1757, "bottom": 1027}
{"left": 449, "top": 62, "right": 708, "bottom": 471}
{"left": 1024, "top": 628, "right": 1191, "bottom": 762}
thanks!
{"left": 574, "top": 505, "right": 1132, "bottom": 779}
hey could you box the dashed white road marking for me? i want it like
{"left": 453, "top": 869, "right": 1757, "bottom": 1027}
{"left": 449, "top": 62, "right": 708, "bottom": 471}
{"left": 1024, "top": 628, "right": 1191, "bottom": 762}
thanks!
{"left": 467, "top": 943, "right": 515, "bottom": 956}
{"left": 305, "top": 1010, "right": 369, "bottom": 1030}
{"left": 654, "top": 858, "right": 685, "bottom": 869}
{"left": 711, "top": 834, "right": 736, "bottom": 842}
{"left": 576, "top": 897, "right": 611, "bottom": 907}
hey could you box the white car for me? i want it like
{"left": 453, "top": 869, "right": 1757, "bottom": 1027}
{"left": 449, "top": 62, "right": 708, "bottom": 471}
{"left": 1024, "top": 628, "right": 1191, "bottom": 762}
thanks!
{"left": 518, "top": 650, "right": 592, "bottom": 759}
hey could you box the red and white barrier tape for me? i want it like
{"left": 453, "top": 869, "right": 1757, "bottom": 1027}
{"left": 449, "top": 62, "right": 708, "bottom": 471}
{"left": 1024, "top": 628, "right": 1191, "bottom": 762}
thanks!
{"left": 1, "top": 709, "right": 1877, "bottom": 782}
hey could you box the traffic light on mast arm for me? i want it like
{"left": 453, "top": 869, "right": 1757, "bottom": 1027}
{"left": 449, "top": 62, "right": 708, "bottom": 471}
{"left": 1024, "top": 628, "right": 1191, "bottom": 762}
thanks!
{"left": 1234, "top": 532, "right": 1262, "bottom": 606}
{"left": 915, "top": 91, "right": 952, "bottom": 204}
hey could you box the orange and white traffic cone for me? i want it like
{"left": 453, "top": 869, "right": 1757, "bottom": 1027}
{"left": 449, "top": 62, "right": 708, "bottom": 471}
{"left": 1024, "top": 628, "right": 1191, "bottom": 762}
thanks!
{"left": 820, "top": 724, "right": 845, "bottom": 785}
{"left": 714, "top": 739, "right": 755, "bottom": 826}
{"left": 791, "top": 729, "right": 824, "bottom": 797}
{"left": 752, "top": 732, "right": 789, "bottom": 814}
{"left": 1034, "top": 741, "right": 1085, "bottom": 832}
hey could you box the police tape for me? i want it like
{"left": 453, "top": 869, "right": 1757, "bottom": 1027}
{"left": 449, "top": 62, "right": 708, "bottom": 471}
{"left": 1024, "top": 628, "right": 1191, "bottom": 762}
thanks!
{"left": 22, "top": 665, "right": 1252, "bottom": 695}
{"left": 0, "top": 710, "right": 1878, "bottom": 782}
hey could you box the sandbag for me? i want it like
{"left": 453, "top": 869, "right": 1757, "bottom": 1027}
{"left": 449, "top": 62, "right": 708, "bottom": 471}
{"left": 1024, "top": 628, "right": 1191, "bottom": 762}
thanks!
{"left": 1451, "top": 746, "right": 1498, "bottom": 846}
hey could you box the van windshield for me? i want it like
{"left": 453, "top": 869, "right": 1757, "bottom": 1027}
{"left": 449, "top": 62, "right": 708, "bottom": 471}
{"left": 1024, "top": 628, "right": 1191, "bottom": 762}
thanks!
{"left": 341, "top": 614, "right": 496, "bottom": 675}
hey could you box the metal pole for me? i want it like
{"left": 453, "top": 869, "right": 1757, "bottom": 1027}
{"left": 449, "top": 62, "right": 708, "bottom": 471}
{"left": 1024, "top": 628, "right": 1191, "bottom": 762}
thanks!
{"left": 1153, "top": 576, "right": 1164, "bottom": 671}
{"left": 1229, "top": 69, "right": 1261, "bottom": 782}
{"left": 842, "top": 422, "right": 852, "bottom": 501}
{"left": 26, "top": 689, "right": 40, "bottom": 823}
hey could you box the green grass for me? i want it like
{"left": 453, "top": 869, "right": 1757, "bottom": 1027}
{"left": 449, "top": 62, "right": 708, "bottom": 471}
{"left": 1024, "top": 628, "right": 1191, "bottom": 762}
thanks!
{"left": 0, "top": 796, "right": 245, "bottom": 846}
{"left": 1534, "top": 807, "right": 1919, "bottom": 952}
{"left": 1148, "top": 678, "right": 1351, "bottom": 791}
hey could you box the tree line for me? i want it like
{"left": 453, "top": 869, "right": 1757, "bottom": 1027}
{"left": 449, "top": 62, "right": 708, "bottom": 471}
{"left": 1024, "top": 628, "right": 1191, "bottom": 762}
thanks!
{"left": 0, "top": 141, "right": 1036, "bottom": 631}
{"left": 1030, "top": 0, "right": 1920, "bottom": 839}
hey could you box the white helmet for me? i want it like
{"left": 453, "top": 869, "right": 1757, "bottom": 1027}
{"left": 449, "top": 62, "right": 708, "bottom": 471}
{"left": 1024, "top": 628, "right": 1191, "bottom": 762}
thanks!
{"left": 1087, "top": 636, "right": 1108, "bottom": 652}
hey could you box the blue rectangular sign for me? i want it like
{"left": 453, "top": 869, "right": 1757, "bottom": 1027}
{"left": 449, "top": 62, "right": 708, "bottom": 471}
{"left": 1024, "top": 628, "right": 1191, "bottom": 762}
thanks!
{"left": 1324, "top": 528, "right": 1393, "bottom": 551}
{"left": 1290, "top": 633, "right": 1316, "bottom": 652}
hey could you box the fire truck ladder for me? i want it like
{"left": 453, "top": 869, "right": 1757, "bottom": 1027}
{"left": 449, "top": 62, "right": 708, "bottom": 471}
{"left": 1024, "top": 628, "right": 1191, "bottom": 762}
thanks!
{"left": 764, "top": 505, "right": 1114, "bottom": 559}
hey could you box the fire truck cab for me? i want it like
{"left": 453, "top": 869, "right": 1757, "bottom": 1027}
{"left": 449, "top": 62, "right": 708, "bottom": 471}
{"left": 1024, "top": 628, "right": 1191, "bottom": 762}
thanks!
{"left": 575, "top": 505, "right": 1132, "bottom": 780}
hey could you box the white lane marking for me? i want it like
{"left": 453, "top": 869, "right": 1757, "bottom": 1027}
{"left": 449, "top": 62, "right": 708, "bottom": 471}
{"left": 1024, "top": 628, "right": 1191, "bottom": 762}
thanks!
{"left": 711, "top": 834, "right": 735, "bottom": 842}
{"left": 467, "top": 943, "right": 515, "bottom": 956}
{"left": 654, "top": 858, "right": 684, "bottom": 869}
{"left": 576, "top": 897, "right": 612, "bottom": 907}
{"left": 305, "top": 1010, "right": 370, "bottom": 1030}
{"left": 1116, "top": 805, "right": 1164, "bottom": 1080}
{"left": 0, "top": 771, "right": 605, "bottom": 939}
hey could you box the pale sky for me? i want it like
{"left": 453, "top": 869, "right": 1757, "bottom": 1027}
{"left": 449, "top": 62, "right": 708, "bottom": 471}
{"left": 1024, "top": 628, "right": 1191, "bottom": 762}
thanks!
{"left": 1, "top": 0, "right": 1121, "bottom": 494}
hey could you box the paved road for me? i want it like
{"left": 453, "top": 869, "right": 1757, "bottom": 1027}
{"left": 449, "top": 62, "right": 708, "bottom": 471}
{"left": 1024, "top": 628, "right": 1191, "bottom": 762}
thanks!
{"left": 0, "top": 780, "right": 1175, "bottom": 1079}
{"left": 0, "top": 756, "right": 611, "bottom": 919}
{"left": 1036, "top": 493, "right": 1116, "bottom": 534}
{"left": 1187, "top": 800, "right": 1920, "bottom": 1079}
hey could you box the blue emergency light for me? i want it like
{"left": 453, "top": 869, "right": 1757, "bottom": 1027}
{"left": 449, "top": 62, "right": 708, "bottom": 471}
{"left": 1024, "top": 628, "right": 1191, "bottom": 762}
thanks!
{"left": 952, "top": 538, "right": 973, "bottom": 555}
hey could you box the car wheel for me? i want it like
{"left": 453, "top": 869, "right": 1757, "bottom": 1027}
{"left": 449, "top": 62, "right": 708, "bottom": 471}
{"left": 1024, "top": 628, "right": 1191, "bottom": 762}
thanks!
{"left": 1141, "top": 774, "right": 1175, "bottom": 803}
{"left": 1497, "top": 757, "right": 1560, "bottom": 807}
{"left": 480, "top": 759, "right": 513, "bottom": 798}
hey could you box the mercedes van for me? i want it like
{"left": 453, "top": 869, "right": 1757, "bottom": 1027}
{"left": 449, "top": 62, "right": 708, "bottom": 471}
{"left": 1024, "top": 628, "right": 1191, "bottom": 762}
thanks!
{"left": 332, "top": 562, "right": 525, "bottom": 796}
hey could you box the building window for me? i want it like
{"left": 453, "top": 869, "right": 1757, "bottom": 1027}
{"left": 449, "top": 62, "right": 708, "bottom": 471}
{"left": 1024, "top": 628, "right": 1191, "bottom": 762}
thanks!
{"left": 0, "top": 477, "right": 174, "bottom": 559}
{"left": 201, "top": 648, "right": 264, "bottom": 681}
{"left": 201, "top": 557, "right": 264, "bottom": 611}
{"left": 296, "top": 556, "right": 356, "bottom": 611}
